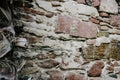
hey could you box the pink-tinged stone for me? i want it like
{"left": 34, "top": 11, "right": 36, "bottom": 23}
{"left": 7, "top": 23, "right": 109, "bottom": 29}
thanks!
{"left": 88, "top": 61, "right": 104, "bottom": 77}
{"left": 66, "top": 72, "right": 86, "bottom": 80}
{"left": 100, "top": 12, "right": 109, "bottom": 17}
{"left": 47, "top": 70, "right": 64, "bottom": 80}
{"left": 55, "top": 15, "right": 73, "bottom": 34}
{"left": 51, "top": 1, "right": 61, "bottom": 7}
{"left": 55, "top": 15, "right": 98, "bottom": 38}
{"left": 99, "top": 26, "right": 109, "bottom": 31}
{"left": 92, "top": 0, "right": 100, "bottom": 7}
{"left": 70, "top": 21, "right": 98, "bottom": 38}
{"left": 89, "top": 17, "right": 100, "bottom": 24}
{"left": 110, "top": 15, "right": 120, "bottom": 27}
{"left": 86, "top": 39, "right": 96, "bottom": 45}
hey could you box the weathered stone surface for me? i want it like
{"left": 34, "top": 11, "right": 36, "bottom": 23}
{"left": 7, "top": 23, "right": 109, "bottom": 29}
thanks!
{"left": 37, "top": 59, "right": 60, "bottom": 68}
{"left": 83, "top": 45, "right": 94, "bottom": 59}
{"left": 20, "top": 67, "right": 39, "bottom": 75}
{"left": 89, "top": 17, "right": 100, "bottom": 24}
{"left": 36, "top": 0, "right": 55, "bottom": 12}
{"left": 100, "top": 12, "right": 109, "bottom": 17}
{"left": 23, "top": 8, "right": 45, "bottom": 15}
{"left": 62, "top": 1, "right": 99, "bottom": 16}
{"left": 83, "top": 43, "right": 109, "bottom": 59}
{"left": 108, "top": 29, "right": 120, "bottom": 34}
{"left": 114, "top": 67, "right": 120, "bottom": 74}
{"left": 99, "top": 26, "right": 109, "bottom": 31}
{"left": 75, "top": 0, "right": 86, "bottom": 4}
{"left": 92, "top": 0, "right": 100, "bottom": 7}
{"left": 99, "top": 0, "right": 118, "bottom": 14}
{"left": 94, "top": 43, "right": 109, "bottom": 59}
{"left": 108, "top": 42, "right": 120, "bottom": 60}
{"left": 109, "top": 35, "right": 120, "bottom": 41}
{"left": 55, "top": 15, "right": 98, "bottom": 38}
{"left": 47, "top": 70, "right": 64, "bottom": 80}
{"left": 86, "top": 39, "right": 96, "bottom": 45}
{"left": 66, "top": 72, "right": 86, "bottom": 80}
{"left": 88, "top": 77, "right": 102, "bottom": 80}
{"left": 51, "top": 1, "right": 61, "bottom": 7}
{"left": 95, "top": 37, "right": 110, "bottom": 46}
{"left": 45, "top": 12, "right": 54, "bottom": 18}
{"left": 97, "top": 31, "right": 109, "bottom": 37}
{"left": 70, "top": 21, "right": 98, "bottom": 38}
{"left": 36, "top": 54, "right": 48, "bottom": 60}
{"left": 110, "top": 15, "right": 120, "bottom": 27}
{"left": 88, "top": 61, "right": 104, "bottom": 77}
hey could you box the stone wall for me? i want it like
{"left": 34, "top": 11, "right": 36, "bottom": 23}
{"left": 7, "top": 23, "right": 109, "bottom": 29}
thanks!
{"left": 13, "top": 0, "right": 120, "bottom": 80}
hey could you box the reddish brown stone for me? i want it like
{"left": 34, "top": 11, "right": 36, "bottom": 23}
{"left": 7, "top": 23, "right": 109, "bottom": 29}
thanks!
{"left": 88, "top": 61, "right": 104, "bottom": 77}
{"left": 110, "top": 15, "right": 120, "bottom": 27}
{"left": 24, "top": 8, "right": 45, "bottom": 15}
{"left": 47, "top": 70, "right": 64, "bottom": 80}
{"left": 88, "top": 77, "right": 102, "bottom": 80}
{"left": 92, "top": 0, "right": 100, "bottom": 7}
{"left": 20, "top": 13, "right": 34, "bottom": 22}
{"left": 66, "top": 72, "right": 86, "bottom": 80}
{"left": 55, "top": 15, "right": 74, "bottom": 34}
{"left": 90, "top": 17, "right": 100, "bottom": 24}
{"left": 55, "top": 15, "right": 98, "bottom": 38}
{"left": 100, "top": 12, "right": 109, "bottom": 17}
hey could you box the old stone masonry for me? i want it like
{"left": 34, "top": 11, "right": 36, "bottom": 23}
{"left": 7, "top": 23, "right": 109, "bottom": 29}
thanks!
{"left": 0, "top": 0, "right": 120, "bottom": 80}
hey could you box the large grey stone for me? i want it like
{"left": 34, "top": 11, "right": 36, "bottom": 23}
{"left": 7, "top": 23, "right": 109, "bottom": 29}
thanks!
{"left": 99, "top": 0, "right": 118, "bottom": 14}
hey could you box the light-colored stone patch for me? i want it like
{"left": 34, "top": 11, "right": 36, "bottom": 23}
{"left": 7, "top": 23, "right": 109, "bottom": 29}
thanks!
{"left": 62, "top": 1, "right": 99, "bottom": 16}
{"left": 99, "top": 0, "right": 118, "bottom": 14}
{"left": 95, "top": 37, "right": 111, "bottom": 46}
{"left": 109, "top": 35, "right": 120, "bottom": 41}
{"left": 35, "top": 0, "right": 55, "bottom": 12}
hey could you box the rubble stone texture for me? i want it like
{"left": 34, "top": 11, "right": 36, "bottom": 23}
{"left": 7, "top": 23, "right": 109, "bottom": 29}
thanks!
{"left": 88, "top": 61, "right": 104, "bottom": 77}
{"left": 0, "top": 0, "right": 120, "bottom": 80}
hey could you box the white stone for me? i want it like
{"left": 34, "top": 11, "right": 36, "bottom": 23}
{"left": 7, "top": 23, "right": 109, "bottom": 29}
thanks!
{"left": 100, "top": 0, "right": 118, "bottom": 14}
{"left": 109, "top": 35, "right": 120, "bottom": 41}
{"left": 62, "top": 1, "right": 99, "bottom": 16}
{"left": 36, "top": 0, "right": 55, "bottom": 12}
{"left": 95, "top": 37, "right": 111, "bottom": 46}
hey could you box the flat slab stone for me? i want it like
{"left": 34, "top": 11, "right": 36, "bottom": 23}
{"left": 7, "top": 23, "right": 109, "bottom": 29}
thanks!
{"left": 55, "top": 15, "right": 98, "bottom": 38}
